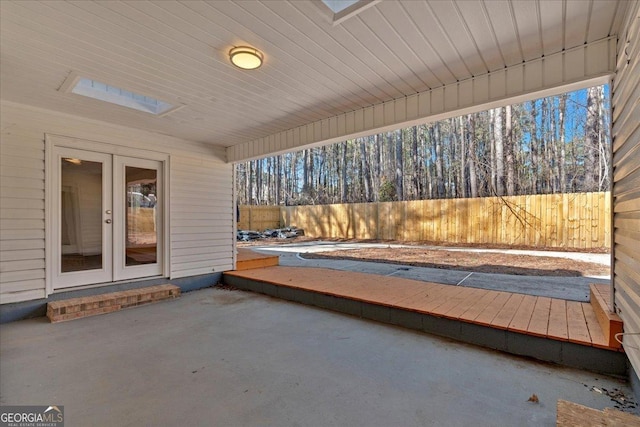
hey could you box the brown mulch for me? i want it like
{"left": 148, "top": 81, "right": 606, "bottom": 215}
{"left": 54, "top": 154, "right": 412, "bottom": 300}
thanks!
{"left": 302, "top": 247, "right": 609, "bottom": 277}
{"left": 238, "top": 237, "right": 610, "bottom": 277}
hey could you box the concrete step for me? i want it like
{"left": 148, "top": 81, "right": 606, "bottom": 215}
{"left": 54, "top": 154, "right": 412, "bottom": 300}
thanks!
{"left": 47, "top": 284, "right": 180, "bottom": 323}
{"left": 590, "top": 284, "right": 623, "bottom": 349}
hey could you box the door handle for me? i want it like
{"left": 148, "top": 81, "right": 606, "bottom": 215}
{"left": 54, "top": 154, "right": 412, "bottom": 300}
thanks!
{"left": 105, "top": 219, "right": 112, "bottom": 224}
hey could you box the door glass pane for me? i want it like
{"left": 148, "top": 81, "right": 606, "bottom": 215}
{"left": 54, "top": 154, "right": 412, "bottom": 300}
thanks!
{"left": 61, "top": 158, "right": 103, "bottom": 272}
{"left": 125, "top": 166, "right": 157, "bottom": 266}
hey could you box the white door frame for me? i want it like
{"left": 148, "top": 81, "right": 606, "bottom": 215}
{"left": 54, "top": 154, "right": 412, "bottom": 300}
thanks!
{"left": 50, "top": 147, "right": 114, "bottom": 288}
{"left": 45, "top": 134, "right": 170, "bottom": 295}
{"left": 113, "top": 155, "right": 163, "bottom": 281}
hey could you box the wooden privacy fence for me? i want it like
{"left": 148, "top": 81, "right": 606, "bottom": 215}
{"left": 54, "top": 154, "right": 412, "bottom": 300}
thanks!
{"left": 279, "top": 192, "right": 611, "bottom": 250}
{"left": 238, "top": 205, "right": 282, "bottom": 231}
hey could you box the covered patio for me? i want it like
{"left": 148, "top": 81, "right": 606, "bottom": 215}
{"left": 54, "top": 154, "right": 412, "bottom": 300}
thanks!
{"left": 1, "top": 0, "right": 639, "bottom": 423}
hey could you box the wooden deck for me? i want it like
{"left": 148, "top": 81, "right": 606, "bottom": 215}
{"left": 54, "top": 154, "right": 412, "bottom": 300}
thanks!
{"left": 235, "top": 248, "right": 279, "bottom": 271}
{"left": 225, "top": 265, "right": 622, "bottom": 353}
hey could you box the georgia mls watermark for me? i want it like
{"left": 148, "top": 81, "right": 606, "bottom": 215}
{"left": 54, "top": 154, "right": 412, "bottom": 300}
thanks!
{"left": 0, "top": 406, "right": 64, "bottom": 427}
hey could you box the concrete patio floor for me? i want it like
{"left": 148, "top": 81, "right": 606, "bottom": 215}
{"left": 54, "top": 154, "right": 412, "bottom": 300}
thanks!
{"left": 0, "top": 287, "right": 633, "bottom": 427}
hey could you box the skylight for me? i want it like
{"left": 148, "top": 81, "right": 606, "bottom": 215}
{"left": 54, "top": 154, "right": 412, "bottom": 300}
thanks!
{"left": 62, "top": 75, "right": 179, "bottom": 116}
{"left": 322, "top": 0, "right": 359, "bottom": 13}
{"left": 319, "top": 0, "right": 381, "bottom": 25}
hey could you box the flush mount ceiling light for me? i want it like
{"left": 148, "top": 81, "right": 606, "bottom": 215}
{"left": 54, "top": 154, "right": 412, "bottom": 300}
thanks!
{"left": 229, "top": 46, "right": 264, "bottom": 70}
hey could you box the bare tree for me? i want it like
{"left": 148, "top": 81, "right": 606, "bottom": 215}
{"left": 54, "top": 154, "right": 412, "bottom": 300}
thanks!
{"left": 558, "top": 93, "right": 567, "bottom": 192}
{"left": 493, "top": 107, "right": 505, "bottom": 195}
{"left": 395, "top": 129, "right": 404, "bottom": 200}
{"left": 505, "top": 105, "right": 515, "bottom": 196}
{"left": 467, "top": 115, "right": 478, "bottom": 198}
{"left": 411, "top": 126, "right": 422, "bottom": 199}
{"left": 584, "top": 86, "right": 599, "bottom": 190}
{"left": 433, "top": 122, "right": 445, "bottom": 198}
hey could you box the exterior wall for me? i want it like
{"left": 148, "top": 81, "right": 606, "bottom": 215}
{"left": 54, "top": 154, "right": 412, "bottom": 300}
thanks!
{"left": 0, "top": 101, "right": 233, "bottom": 304}
{"left": 170, "top": 156, "right": 233, "bottom": 278}
{"left": 611, "top": 3, "right": 640, "bottom": 378}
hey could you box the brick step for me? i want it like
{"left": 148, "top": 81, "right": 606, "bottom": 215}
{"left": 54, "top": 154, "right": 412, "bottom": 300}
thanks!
{"left": 557, "top": 400, "right": 640, "bottom": 426}
{"left": 590, "top": 284, "right": 623, "bottom": 349}
{"left": 47, "top": 284, "right": 181, "bottom": 323}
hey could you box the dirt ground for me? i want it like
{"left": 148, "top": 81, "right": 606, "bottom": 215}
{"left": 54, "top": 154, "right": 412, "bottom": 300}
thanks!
{"left": 239, "top": 237, "right": 610, "bottom": 277}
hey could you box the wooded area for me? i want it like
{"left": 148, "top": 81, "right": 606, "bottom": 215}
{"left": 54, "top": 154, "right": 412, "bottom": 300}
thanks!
{"left": 236, "top": 85, "right": 610, "bottom": 206}
{"left": 240, "top": 191, "right": 611, "bottom": 250}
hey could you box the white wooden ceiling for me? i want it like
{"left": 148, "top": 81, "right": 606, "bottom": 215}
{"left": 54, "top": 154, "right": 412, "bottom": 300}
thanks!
{"left": 0, "top": 0, "right": 630, "bottom": 148}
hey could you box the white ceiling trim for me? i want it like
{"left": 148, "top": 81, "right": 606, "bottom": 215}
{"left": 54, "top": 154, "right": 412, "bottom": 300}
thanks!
{"left": 228, "top": 36, "right": 617, "bottom": 163}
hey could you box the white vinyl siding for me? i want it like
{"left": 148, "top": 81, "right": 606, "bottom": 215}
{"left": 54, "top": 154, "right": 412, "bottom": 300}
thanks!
{"left": 170, "top": 156, "right": 233, "bottom": 278}
{"left": 611, "top": 2, "right": 640, "bottom": 378}
{"left": 0, "top": 101, "right": 233, "bottom": 303}
{"left": 0, "top": 128, "right": 46, "bottom": 303}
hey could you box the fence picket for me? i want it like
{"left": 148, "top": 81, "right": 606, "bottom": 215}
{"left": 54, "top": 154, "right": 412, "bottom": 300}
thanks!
{"left": 242, "top": 192, "right": 611, "bottom": 249}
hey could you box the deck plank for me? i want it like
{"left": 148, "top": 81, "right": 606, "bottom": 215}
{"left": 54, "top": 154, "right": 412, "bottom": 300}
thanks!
{"left": 474, "top": 292, "right": 511, "bottom": 326}
{"left": 458, "top": 290, "right": 500, "bottom": 322}
{"left": 395, "top": 284, "right": 458, "bottom": 313}
{"left": 527, "top": 297, "right": 552, "bottom": 337}
{"left": 406, "top": 285, "right": 468, "bottom": 314}
{"left": 433, "top": 287, "right": 484, "bottom": 317}
{"left": 566, "top": 301, "right": 592, "bottom": 345}
{"left": 507, "top": 295, "right": 537, "bottom": 333}
{"left": 547, "top": 299, "right": 569, "bottom": 341}
{"left": 340, "top": 279, "right": 427, "bottom": 306}
{"left": 491, "top": 293, "right": 526, "bottom": 330}
{"left": 443, "top": 288, "right": 489, "bottom": 319}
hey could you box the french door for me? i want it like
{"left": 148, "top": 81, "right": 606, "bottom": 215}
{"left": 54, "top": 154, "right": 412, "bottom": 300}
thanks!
{"left": 52, "top": 147, "right": 163, "bottom": 289}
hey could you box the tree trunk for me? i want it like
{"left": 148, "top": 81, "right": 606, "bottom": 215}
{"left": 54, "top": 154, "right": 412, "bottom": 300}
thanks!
{"left": 558, "top": 94, "right": 567, "bottom": 192}
{"left": 274, "top": 156, "right": 281, "bottom": 205}
{"left": 433, "top": 123, "right": 445, "bottom": 198}
{"left": 412, "top": 126, "right": 421, "bottom": 199}
{"left": 541, "top": 97, "right": 550, "bottom": 193}
{"left": 373, "top": 134, "right": 381, "bottom": 201}
{"left": 596, "top": 85, "right": 608, "bottom": 191}
{"left": 584, "top": 86, "right": 599, "bottom": 191}
{"left": 359, "top": 138, "right": 372, "bottom": 202}
{"left": 467, "top": 115, "right": 478, "bottom": 198}
{"left": 395, "top": 129, "right": 404, "bottom": 200}
{"left": 458, "top": 116, "right": 467, "bottom": 198}
{"left": 493, "top": 107, "right": 504, "bottom": 196}
{"left": 341, "top": 141, "right": 348, "bottom": 203}
{"left": 530, "top": 100, "right": 538, "bottom": 193}
{"left": 505, "top": 105, "right": 515, "bottom": 196}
